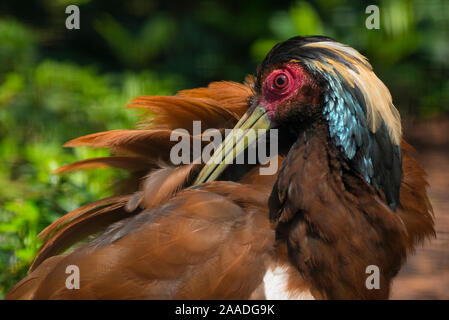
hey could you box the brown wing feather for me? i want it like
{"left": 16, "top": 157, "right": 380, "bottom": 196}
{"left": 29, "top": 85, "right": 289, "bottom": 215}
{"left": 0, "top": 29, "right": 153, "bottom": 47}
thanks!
{"left": 31, "top": 164, "right": 201, "bottom": 273}
{"left": 60, "top": 82, "right": 252, "bottom": 166}
{"left": 398, "top": 140, "right": 435, "bottom": 248}
{"left": 30, "top": 197, "right": 134, "bottom": 272}
{"left": 54, "top": 156, "right": 155, "bottom": 174}
{"left": 127, "top": 81, "right": 252, "bottom": 132}
{"left": 139, "top": 164, "right": 200, "bottom": 209}
{"left": 6, "top": 255, "right": 68, "bottom": 300}
{"left": 128, "top": 96, "right": 238, "bottom": 131}
{"left": 64, "top": 129, "right": 184, "bottom": 159}
{"left": 37, "top": 195, "right": 132, "bottom": 242}
{"left": 22, "top": 80, "right": 253, "bottom": 276}
{"left": 7, "top": 183, "right": 273, "bottom": 299}
{"left": 177, "top": 81, "right": 253, "bottom": 116}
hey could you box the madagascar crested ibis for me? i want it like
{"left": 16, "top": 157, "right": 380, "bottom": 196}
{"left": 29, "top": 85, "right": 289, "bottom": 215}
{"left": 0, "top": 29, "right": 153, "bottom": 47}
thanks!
{"left": 6, "top": 36, "right": 434, "bottom": 300}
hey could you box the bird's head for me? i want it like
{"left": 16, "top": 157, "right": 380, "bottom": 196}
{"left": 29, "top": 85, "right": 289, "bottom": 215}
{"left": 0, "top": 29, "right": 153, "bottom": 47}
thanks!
{"left": 254, "top": 61, "right": 319, "bottom": 126}
{"left": 195, "top": 36, "right": 402, "bottom": 211}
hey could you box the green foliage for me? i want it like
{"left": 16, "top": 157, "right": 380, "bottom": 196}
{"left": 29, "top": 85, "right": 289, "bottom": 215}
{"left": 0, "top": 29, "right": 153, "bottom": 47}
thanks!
{"left": 0, "top": 0, "right": 448, "bottom": 298}
{"left": 250, "top": 0, "right": 449, "bottom": 116}
{"left": 94, "top": 14, "right": 176, "bottom": 67}
{"left": 0, "top": 19, "right": 36, "bottom": 75}
{"left": 0, "top": 16, "right": 183, "bottom": 297}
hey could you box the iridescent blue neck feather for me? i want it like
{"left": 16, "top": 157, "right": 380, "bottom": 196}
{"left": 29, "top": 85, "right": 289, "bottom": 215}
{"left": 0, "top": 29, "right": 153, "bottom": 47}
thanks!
{"left": 308, "top": 62, "right": 402, "bottom": 210}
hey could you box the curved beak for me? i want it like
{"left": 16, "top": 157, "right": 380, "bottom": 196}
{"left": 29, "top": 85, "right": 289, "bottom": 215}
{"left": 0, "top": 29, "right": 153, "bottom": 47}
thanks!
{"left": 193, "top": 105, "right": 271, "bottom": 185}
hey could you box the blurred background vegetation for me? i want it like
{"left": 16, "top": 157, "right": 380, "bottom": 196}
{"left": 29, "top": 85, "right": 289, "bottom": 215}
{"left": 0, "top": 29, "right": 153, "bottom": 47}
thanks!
{"left": 0, "top": 0, "right": 448, "bottom": 298}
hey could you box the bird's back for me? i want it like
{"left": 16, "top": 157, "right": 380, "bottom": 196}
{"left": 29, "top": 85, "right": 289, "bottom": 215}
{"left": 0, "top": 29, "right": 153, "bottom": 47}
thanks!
{"left": 6, "top": 182, "right": 274, "bottom": 299}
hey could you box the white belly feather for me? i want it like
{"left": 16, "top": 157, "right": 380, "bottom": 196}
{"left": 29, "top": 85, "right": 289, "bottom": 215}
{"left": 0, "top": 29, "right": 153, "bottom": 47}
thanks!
{"left": 263, "top": 265, "right": 315, "bottom": 300}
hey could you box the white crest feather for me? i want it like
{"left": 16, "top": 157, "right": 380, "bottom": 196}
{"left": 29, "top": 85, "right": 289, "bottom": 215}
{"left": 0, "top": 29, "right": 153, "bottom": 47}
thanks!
{"left": 304, "top": 41, "right": 402, "bottom": 145}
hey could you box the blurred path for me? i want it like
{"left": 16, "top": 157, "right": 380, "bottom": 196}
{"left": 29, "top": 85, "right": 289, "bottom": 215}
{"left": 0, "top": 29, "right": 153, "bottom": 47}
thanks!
{"left": 391, "top": 118, "right": 449, "bottom": 299}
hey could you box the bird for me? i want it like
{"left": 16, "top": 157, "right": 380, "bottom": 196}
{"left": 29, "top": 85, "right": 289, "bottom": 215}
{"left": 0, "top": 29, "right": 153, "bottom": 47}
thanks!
{"left": 6, "top": 36, "right": 434, "bottom": 300}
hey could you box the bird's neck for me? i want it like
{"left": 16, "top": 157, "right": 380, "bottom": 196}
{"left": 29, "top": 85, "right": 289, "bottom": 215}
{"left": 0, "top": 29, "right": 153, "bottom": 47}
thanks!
{"left": 270, "top": 123, "right": 408, "bottom": 299}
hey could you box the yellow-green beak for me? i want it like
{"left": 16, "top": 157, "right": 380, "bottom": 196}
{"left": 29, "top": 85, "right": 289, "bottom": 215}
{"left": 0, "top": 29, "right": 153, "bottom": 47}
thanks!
{"left": 193, "top": 105, "right": 271, "bottom": 185}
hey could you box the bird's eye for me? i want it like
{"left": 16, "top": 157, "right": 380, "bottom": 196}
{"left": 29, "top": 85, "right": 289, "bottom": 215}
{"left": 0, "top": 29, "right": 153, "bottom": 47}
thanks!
{"left": 273, "top": 74, "right": 288, "bottom": 90}
{"left": 263, "top": 68, "right": 297, "bottom": 99}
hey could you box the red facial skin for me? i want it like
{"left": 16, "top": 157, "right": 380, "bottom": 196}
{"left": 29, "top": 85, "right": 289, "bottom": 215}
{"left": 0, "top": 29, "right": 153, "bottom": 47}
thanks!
{"left": 259, "top": 63, "right": 317, "bottom": 127}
